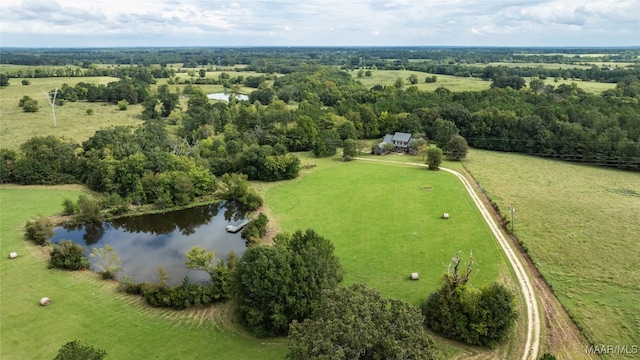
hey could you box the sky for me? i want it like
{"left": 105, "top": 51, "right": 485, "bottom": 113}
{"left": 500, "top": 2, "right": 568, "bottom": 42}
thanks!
{"left": 0, "top": 0, "right": 638, "bottom": 48}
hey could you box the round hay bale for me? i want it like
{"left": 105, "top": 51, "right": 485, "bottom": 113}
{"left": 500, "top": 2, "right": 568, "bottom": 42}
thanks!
{"left": 39, "top": 297, "right": 51, "bottom": 306}
{"left": 8, "top": 252, "right": 18, "bottom": 259}
{"left": 443, "top": 213, "right": 450, "bottom": 219}
{"left": 411, "top": 272, "right": 419, "bottom": 280}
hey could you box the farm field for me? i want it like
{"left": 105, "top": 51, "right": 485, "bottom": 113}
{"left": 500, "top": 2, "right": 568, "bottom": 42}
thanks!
{"left": 0, "top": 185, "right": 288, "bottom": 359}
{"left": 264, "top": 153, "right": 509, "bottom": 305}
{"left": 462, "top": 149, "right": 640, "bottom": 355}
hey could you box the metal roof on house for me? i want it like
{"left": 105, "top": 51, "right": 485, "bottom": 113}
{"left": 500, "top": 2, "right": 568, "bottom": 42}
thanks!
{"left": 392, "top": 132, "right": 412, "bottom": 142}
{"left": 378, "top": 134, "right": 394, "bottom": 149}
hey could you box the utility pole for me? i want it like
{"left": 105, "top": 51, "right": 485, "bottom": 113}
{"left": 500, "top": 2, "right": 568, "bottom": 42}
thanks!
{"left": 43, "top": 88, "right": 58, "bottom": 128}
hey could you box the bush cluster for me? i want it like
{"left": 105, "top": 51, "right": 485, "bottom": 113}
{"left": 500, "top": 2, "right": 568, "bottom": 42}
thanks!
{"left": 421, "top": 281, "right": 517, "bottom": 348}
{"left": 54, "top": 340, "right": 106, "bottom": 360}
{"left": 240, "top": 213, "right": 268, "bottom": 247}
{"left": 24, "top": 216, "right": 54, "bottom": 245}
{"left": 49, "top": 240, "right": 90, "bottom": 270}
{"left": 120, "top": 276, "right": 227, "bottom": 310}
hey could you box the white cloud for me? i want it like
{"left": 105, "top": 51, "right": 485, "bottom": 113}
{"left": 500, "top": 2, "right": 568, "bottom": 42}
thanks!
{"left": 0, "top": 0, "right": 637, "bottom": 46}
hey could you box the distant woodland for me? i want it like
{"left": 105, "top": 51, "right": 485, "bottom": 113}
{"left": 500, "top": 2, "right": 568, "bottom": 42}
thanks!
{"left": 1, "top": 47, "right": 639, "bottom": 198}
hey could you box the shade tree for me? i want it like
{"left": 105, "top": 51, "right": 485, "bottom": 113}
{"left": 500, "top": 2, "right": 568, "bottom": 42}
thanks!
{"left": 234, "top": 229, "right": 343, "bottom": 337}
{"left": 446, "top": 135, "right": 469, "bottom": 161}
{"left": 421, "top": 252, "right": 518, "bottom": 347}
{"left": 288, "top": 283, "right": 437, "bottom": 360}
{"left": 427, "top": 147, "right": 443, "bottom": 170}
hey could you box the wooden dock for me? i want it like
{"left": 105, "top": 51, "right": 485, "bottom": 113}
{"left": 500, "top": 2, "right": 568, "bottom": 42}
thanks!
{"left": 225, "top": 220, "right": 249, "bottom": 233}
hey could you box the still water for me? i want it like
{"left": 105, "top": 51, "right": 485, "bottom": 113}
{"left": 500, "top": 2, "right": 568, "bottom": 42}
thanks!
{"left": 206, "top": 92, "right": 249, "bottom": 101}
{"left": 49, "top": 204, "right": 247, "bottom": 285}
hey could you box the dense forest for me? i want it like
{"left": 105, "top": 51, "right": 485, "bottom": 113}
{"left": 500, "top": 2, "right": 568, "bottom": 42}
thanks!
{"left": 1, "top": 48, "right": 639, "bottom": 198}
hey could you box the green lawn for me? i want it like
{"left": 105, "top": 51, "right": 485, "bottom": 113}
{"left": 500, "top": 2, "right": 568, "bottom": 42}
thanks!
{"left": 0, "top": 185, "right": 287, "bottom": 359}
{"left": 264, "top": 154, "right": 509, "bottom": 305}
{"left": 462, "top": 149, "right": 640, "bottom": 354}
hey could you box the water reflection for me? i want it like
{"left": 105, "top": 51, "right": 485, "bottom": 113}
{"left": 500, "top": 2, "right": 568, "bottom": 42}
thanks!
{"left": 50, "top": 203, "right": 247, "bottom": 285}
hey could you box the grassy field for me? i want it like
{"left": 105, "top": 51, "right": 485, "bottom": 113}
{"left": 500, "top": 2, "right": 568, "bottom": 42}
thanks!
{"left": 261, "top": 152, "right": 531, "bottom": 358}
{"left": 349, "top": 70, "right": 492, "bottom": 92}
{"left": 462, "top": 149, "right": 640, "bottom": 355}
{"left": 535, "top": 78, "right": 615, "bottom": 94}
{"left": 349, "top": 69, "right": 614, "bottom": 94}
{"left": 264, "top": 153, "right": 509, "bottom": 305}
{"left": 0, "top": 77, "right": 143, "bottom": 150}
{"left": 0, "top": 75, "right": 264, "bottom": 151}
{"left": 0, "top": 185, "right": 288, "bottom": 359}
{"left": 484, "top": 62, "right": 598, "bottom": 69}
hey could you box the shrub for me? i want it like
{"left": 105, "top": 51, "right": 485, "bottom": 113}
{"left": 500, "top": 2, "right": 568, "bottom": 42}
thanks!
{"left": 117, "top": 99, "right": 128, "bottom": 110}
{"left": 76, "top": 195, "right": 102, "bottom": 223}
{"left": 117, "top": 276, "right": 140, "bottom": 294}
{"left": 62, "top": 198, "right": 78, "bottom": 215}
{"left": 86, "top": 108, "right": 93, "bottom": 115}
{"left": 90, "top": 245, "right": 122, "bottom": 280}
{"left": 21, "top": 79, "right": 30, "bottom": 85}
{"left": 22, "top": 99, "right": 39, "bottom": 112}
{"left": 18, "top": 95, "right": 32, "bottom": 107}
{"left": 100, "top": 193, "right": 130, "bottom": 216}
{"left": 138, "top": 278, "right": 226, "bottom": 310}
{"left": 53, "top": 340, "right": 106, "bottom": 360}
{"left": 421, "top": 252, "right": 517, "bottom": 347}
{"left": 24, "top": 216, "right": 54, "bottom": 245}
{"left": 241, "top": 213, "right": 268, "bottom": 247}
{"left": 49, "top": 240, "right": 90, "bottom": 270}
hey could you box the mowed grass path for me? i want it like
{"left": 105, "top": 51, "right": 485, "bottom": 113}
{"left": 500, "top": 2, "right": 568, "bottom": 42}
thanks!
{"left": 0, "top": 185, "right": 287, "bottom": 359}
{"left": 462, "top": 149, "right": 640, "bottom": 352}
{"left": 265, "top": 156, "right": 508, "bottom": 305}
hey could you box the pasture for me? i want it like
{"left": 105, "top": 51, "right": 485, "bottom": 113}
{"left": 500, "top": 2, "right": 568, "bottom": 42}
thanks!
{"left": 0, "top": 185, "right": 288, "bottom": 359}
{"left": 529, "top": 78, "right": 615, "bottom": 94}
{"left": 0, "top": 75, "right": 262, "bottom": 150}
{"left": 349, "top": 69, "right": 492, "bottom": 92}
{"left": 0, "top": 153, "right": 528, "bottom": 359}
{"left": 462, "top": 149, "right": 640, "bottom": 352}
{"left": 0, "top": 77, "right": 142, "bottom": 150}
{"left": 264, "top": 153, "right": 509, "bottom": 305}
{"left": 349, "top": 69, "right": 614, "bottom": 94}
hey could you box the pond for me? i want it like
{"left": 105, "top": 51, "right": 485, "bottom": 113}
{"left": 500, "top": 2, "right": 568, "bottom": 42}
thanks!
{"left": 207, "top": 92, "right": 249, "bottom": 101}
{"left": 49, "top": 204, "right": 247, "bottom": 285}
